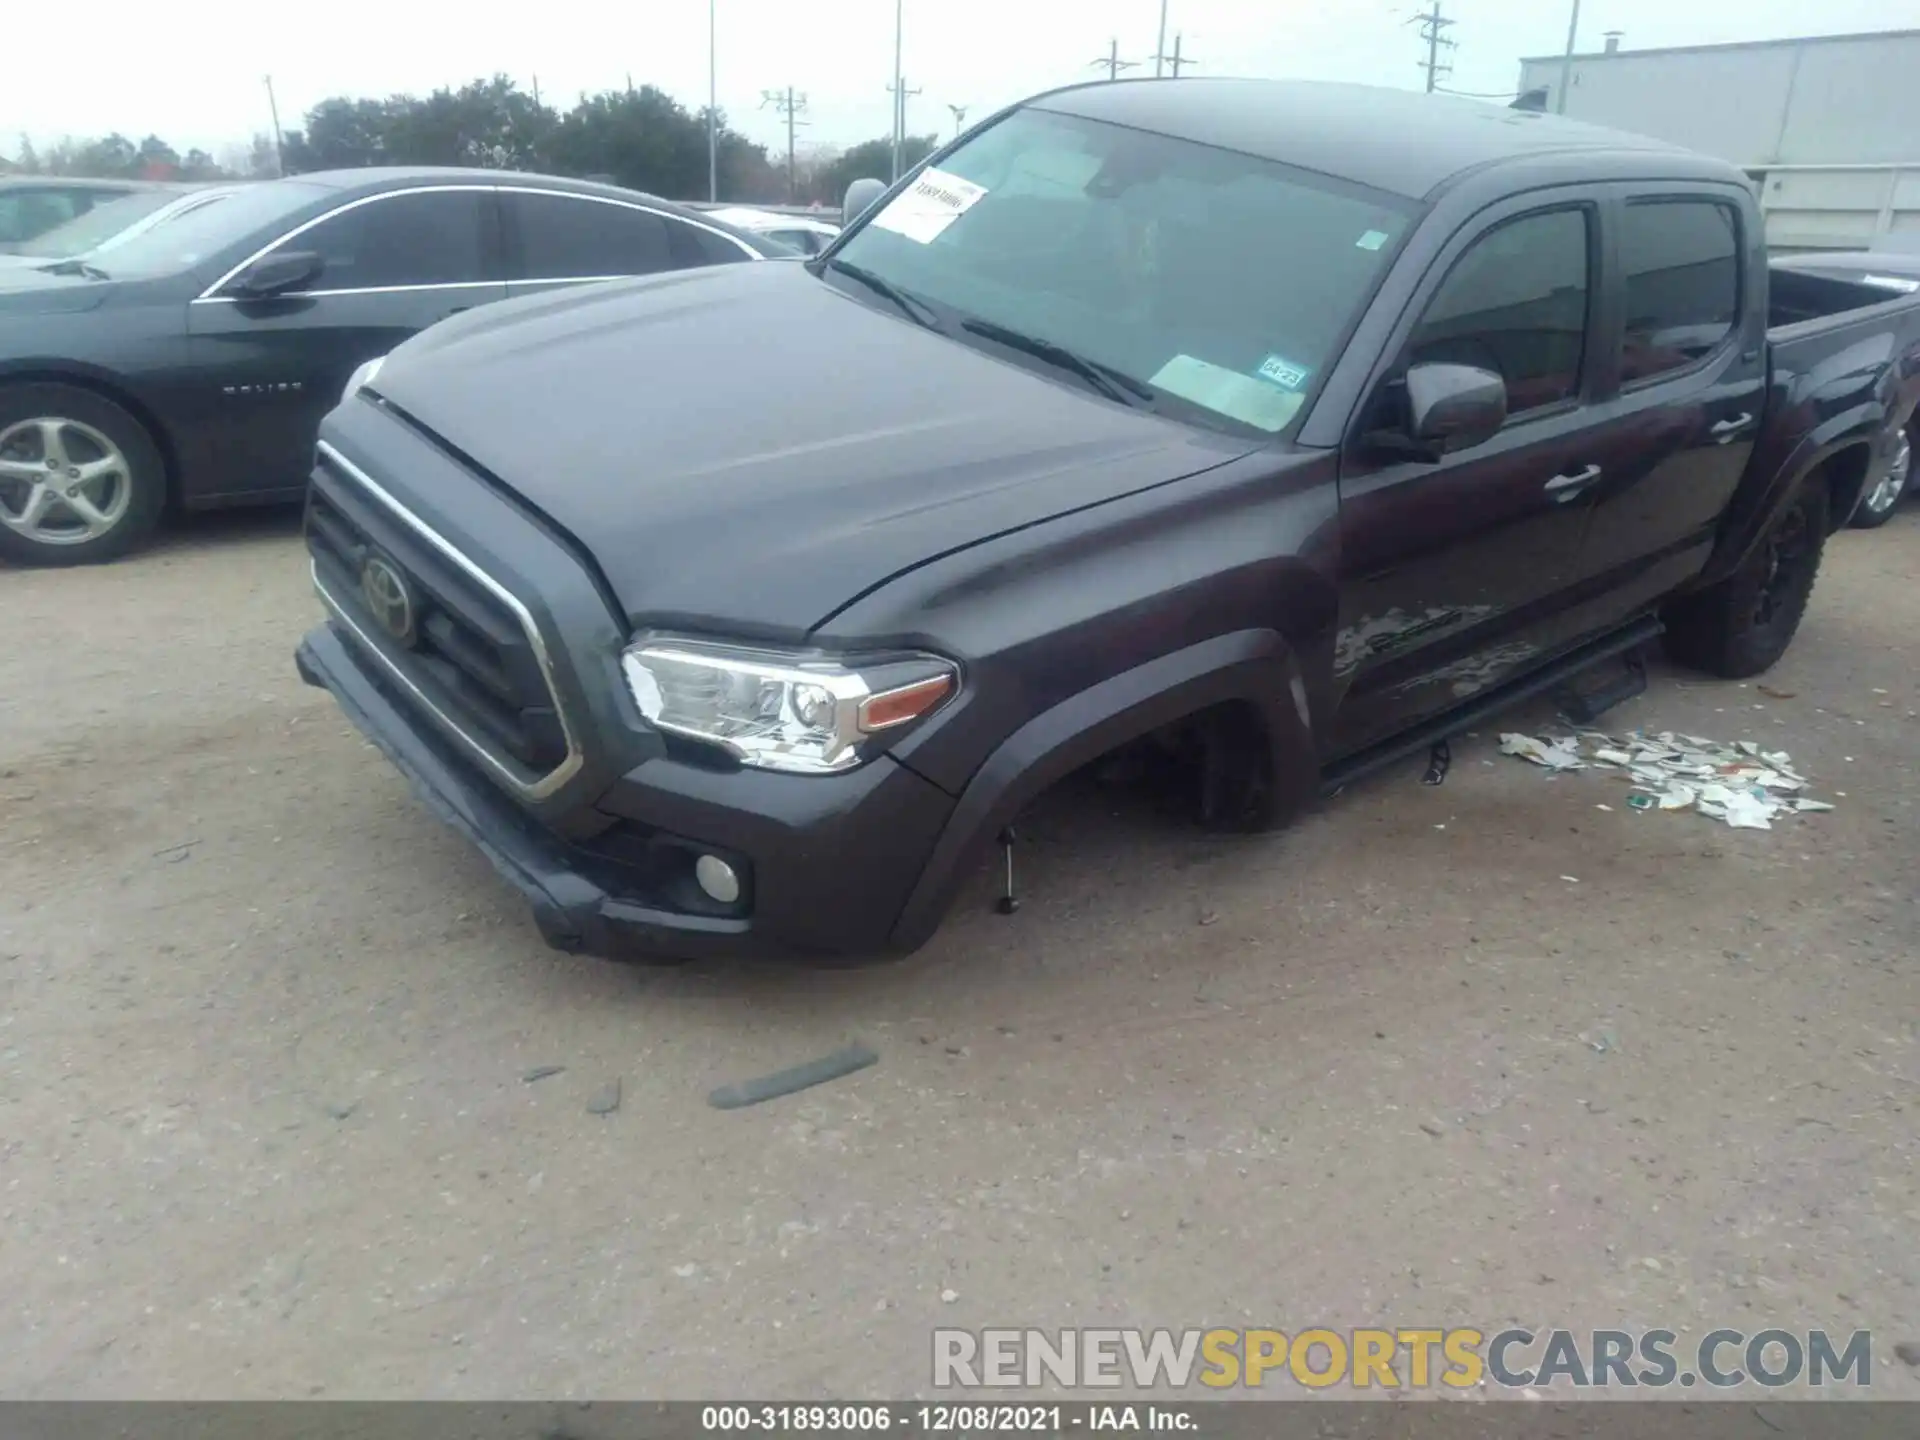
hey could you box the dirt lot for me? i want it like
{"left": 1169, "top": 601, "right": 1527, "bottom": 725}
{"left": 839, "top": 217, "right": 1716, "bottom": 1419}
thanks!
{"left": 2, "top": 509, "right": 1917, "bottom": 1400}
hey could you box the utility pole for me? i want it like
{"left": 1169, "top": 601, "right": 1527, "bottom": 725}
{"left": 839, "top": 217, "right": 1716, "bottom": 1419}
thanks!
{"left": 263, "top": 75, "right": 284, "bottom": 176}
{"left": 707, "top": 0, "right": 718, "bottom": 202}
{"left": 761, "top": 87, "right": 810, "bottom": 203}
{"left": 531, "top": 74, "right": 541, "bottom": 108}
{"left": 891, "top": 0, "right": 905, "bottom": 180}
{"left": 888, "top": 78, "right": 922, "bottom": 180}
{"left": 1414, "top": 1, "right": 1457, "bottom": 93}
{"left": 1090, "top": 39, "right": 1139, "bottom": 81}
{"left": 1167, "top": 33, "right": 1195, "bottom": 77}
{"left": 1556, "top": 0, "right": 1583, "bottom": 113}
{"left": 946, "top": 103, "right": 969, "bottom": 139}
{"left": 1154, "top": 0, "right": 1170, "bottom": 77}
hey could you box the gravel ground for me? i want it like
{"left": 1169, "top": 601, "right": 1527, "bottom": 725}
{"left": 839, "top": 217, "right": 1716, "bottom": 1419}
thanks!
{"left": 1, "top": 507, "right": 1917, "bottom": 1400}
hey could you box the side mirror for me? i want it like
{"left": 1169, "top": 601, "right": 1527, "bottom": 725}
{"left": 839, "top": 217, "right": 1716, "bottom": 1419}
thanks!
{"left": 842, "top": 178, "right": 888, "bottom": 229}
{"left": 1404, "top": 361, "right": 1507, "bottom": 456}
{"left": 231, "top": 249, "right": 323, "bottom": 299}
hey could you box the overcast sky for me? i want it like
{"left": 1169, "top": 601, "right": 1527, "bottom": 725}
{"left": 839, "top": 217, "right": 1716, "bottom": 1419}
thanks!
{"left": 6, "top": 0, "right": 1916, "bottom": 165}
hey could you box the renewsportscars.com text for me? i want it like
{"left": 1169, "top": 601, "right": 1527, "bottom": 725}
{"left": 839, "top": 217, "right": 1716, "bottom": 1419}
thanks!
{"left": 932, "top": 1327, "right": 1874, "bottom": 1390}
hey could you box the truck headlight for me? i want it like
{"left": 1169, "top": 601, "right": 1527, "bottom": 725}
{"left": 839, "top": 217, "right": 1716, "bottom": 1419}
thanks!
{"left": 621, "top": 638, "right": 957, "bottom": 774}
{"left": 342, "top": 354, "right": 386, "bottom": 404}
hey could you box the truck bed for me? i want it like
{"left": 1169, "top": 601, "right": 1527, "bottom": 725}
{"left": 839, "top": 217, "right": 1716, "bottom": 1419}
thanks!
{"left": 1768, "top": 263, "right": 1918, "bottom": 331}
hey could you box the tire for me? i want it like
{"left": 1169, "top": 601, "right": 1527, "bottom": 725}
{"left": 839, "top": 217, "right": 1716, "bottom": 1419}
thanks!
{"left": 0, "top": 383, "right": 166, "bottom": 567}
{"left": 1849, "top": 426, "right": 1911, "bottom": 530}
{"left": 1662, "top": 477, "right": 1829, "bottom": 679}
{"left": 1194, "top": 703, "right": 1282, "bottom": 833}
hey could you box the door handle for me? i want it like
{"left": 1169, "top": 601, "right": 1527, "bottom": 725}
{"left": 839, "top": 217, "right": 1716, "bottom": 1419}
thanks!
{"left": 1710, "top": 412, "right": 1755, "bottom": 443}
{"left": 1545, "top": 464, "right": 1602, "bottom": 500}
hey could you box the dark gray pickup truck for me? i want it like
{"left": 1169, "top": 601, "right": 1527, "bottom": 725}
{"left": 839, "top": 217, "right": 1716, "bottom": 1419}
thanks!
{"left": 296, "top": 79, "right": 1920, "bottom": 963}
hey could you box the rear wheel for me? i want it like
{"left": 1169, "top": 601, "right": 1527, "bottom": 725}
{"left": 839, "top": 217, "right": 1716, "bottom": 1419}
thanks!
{"left": 1849, "top": 427, "right": 1911, "bottom": 529}
{"left": 0, "top": 384, "right": 166, "bottom": 567}
{"left": 1662, "top": 478, "right": 1828, "bottom": 678}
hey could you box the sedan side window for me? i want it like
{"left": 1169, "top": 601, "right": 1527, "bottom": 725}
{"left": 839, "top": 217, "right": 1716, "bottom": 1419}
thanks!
{"left": 1407, "top": 207, "right": 1591, "bottom": 418}
{"left": 508, "top": 193, "right": 674, "bottom": 280}
{"left": 271, "top": 189, "right": 490, "bottom": 293}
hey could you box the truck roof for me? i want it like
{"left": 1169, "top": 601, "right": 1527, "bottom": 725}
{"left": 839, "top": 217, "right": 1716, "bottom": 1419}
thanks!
{"left": 1033, "top": 78, "right": 1739, "bottom": 201}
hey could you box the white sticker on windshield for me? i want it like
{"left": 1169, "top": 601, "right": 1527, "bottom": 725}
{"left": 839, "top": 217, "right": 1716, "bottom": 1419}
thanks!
{"left": 1150, "top": 354, "right": 1305, "bottom": 433}
{"left": 1356, "top": 229, "right": 1390, "bottom": 251}
{"left": 869, "top": 167, "right": 989, "bottom": 244}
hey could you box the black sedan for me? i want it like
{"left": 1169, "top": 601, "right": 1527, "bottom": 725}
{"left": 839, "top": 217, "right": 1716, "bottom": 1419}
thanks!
{"left": 0, "top": 167, "right": 785, "bottom": 565}
{"left": 1773, "top": 247, "right": 1920, "bottom": 528}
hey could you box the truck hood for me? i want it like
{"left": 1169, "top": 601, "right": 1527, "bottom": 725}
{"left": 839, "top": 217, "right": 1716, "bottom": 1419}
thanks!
{"left": 372, "top": 262, "right": 1252, "bottom": 631}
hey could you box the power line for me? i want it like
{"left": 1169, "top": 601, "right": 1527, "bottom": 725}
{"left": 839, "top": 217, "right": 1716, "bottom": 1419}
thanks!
{"left": 891, "top": 0, "right": 905, "bottom": 180}
{"left": 1556, "top": 0, "right": 1583, "bottom": 113}
{"left": 1411, "top": 1, "right": 1457, "bottom": 93}
{"left": 262, "top": 75, "right": 284, "bottom": 176}
{"left": 761, "top": 87, "right": 810, "bottom": 204}
{"left": 1160, "top": 33, "right": 1196, "bottom": 78}
{"left": 887, "top": 76, "right": 923, "bottom": 176}
{"left": 1090, "top": 38, "right": 1140, "bottom": 81}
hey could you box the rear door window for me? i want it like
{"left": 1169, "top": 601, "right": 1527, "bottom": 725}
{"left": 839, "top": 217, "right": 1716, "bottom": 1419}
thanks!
{"left": 1619, "top": 200, "right": 1739, "bottom": 384}
{"left": 507, "top": 192, "right": 675, "bottom": 280}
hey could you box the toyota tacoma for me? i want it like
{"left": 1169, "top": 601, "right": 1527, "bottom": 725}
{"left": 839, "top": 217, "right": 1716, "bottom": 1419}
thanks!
{"left": 295, "top": 79, "right": 1920, "bottom": 963}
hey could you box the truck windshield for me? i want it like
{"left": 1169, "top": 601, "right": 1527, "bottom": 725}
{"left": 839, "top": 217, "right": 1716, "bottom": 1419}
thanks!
{"left": 827, "top": 106, "right": 1415, "bottom": 436}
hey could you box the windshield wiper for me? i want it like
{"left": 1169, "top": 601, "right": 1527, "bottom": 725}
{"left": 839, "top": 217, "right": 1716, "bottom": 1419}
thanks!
{"left": 38, "top": 257, "right": 110, "bottom": 280}
{"left": 826, "top": 259, "right": 943, "bottom": 332}
{"left": 959, "top": 318, "right": 1154, "bottom": 408}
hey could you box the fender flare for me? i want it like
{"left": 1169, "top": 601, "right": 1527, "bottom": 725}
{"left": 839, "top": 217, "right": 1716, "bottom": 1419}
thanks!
{"left": 889, "top": 628, "right": 1318, "bottom": 950}
{"left": 1702, "top": 409, "right": 1879, "bottom": 585}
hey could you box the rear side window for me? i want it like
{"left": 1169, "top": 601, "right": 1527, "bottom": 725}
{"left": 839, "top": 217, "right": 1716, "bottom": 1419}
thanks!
{"left": 768, "top": 228, "right": 823, "bottom": 255}
{"left": 1408, "top": 207, "right": 1591, "bottom": 418}
{"left": 1620, "top": 200, "right": 1739, "bottom": 384}
{"left": 509, "top": 192, "right": 673, "bottom": 279}
{"left": 676, "top": 222, "right": 759, "bottom": 266}
{"left": 284, "top": 190, "right": 490, "bottom": 291}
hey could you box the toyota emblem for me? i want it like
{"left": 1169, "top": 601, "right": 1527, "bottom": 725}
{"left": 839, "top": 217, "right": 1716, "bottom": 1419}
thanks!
{"left": 359, "top": 553, "right": 417, "bottom": 647}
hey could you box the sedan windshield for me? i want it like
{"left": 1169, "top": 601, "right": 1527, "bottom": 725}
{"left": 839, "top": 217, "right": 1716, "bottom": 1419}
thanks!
{"left": 13, "top": 190, "right": 189, "bottom": 260}
{"left": 826, "top": 106, "right": 1415, "bottom": 436}
{"left": 81, "top": 180, "right": 332, "bottom": 279}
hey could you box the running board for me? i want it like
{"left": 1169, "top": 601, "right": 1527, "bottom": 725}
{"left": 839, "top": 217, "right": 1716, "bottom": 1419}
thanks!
{"left": 1319, "top": 614, "right": 1664, "bottom": 796}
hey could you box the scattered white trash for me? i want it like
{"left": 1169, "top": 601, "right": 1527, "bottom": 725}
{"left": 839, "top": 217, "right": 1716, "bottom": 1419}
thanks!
{"left": 1497, "top": 728, "right": 1832, "bottom": 829}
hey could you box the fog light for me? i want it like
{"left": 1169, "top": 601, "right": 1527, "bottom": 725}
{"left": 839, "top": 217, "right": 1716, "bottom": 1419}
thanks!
{"left": 694, "top": 853, "right": 742, "bottom": 905}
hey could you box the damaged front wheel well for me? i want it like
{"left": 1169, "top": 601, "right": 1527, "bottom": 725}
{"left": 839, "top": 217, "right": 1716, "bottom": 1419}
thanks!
{"left": 1131, "top": 698, "right": 1283, "bottom": 833}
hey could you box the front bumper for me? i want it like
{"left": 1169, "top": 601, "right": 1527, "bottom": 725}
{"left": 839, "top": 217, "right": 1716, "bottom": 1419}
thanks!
{"left": 297, "top": 622, "right": 958, "bottom": 964}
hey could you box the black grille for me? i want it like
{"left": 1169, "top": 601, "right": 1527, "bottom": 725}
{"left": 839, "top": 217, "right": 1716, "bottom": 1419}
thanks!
{"left": 306, "top": 457, "right": 569, "bottom": 778}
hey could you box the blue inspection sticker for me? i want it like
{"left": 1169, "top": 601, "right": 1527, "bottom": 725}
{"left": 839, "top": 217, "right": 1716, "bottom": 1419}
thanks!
{"left": 1255, "top": 354, "right": 1312, "bottom": 391}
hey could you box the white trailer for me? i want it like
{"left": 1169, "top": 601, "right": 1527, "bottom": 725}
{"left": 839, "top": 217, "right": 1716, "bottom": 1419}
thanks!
{"left": 1517, "top": 30, "right": 1920, "bottom": 252}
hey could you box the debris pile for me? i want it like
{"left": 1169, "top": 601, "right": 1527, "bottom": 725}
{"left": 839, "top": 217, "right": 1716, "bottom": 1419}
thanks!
{"left": 1498, "top": 729, "right": 1834, "bottom": 830}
